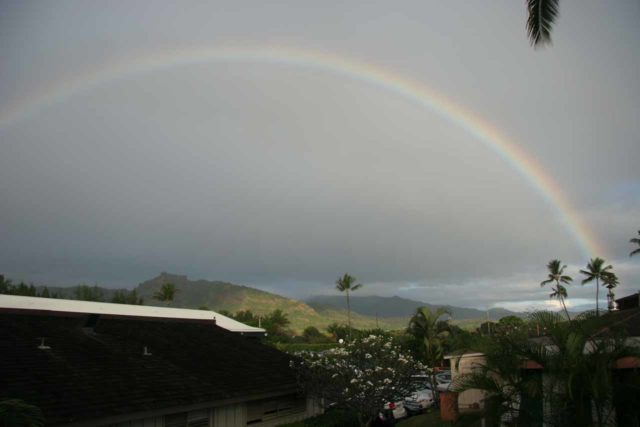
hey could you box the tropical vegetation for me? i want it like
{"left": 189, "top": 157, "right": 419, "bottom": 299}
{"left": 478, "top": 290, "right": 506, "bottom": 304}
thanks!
{"left": 453, "top": 310, "right": 640, "bottom": 427}
{"left": 335, "top": 273, "right": 363, "bottom": 339}
{"left": 407, "top": 306, "right": 451, "bottom": 401}
{"left": 153, "top": 282, "right": 177, "bottom": 305}
{"left": 580, "top": 258, "right": 613, "bottom": 316}
{"left": 540, "top": 259, "right": 572, "bottom": 320}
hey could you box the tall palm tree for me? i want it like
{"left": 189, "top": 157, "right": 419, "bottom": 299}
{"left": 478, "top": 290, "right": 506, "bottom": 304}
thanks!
{"left": 580, "top": 258, "right": 613, "bottom": 316}
{"left": 153, "top": 283, "right": 177, "bottom": 305}
{"left": 526, "top": 0, "right": 560, "bottom": 48}
{"left": 540, "top": 259, "right": 572, "bottom": 320}
{"left": 602, "top": 271, "right": 619, "bottom": 311}
{"left": 408, "top": 306, "right": 451, "bottom": 402}
{"left": 630, "top": 230, "right": 640, "bottom": 257}
{"left": 335, "top": 273, "right": 362, "bottom": 339}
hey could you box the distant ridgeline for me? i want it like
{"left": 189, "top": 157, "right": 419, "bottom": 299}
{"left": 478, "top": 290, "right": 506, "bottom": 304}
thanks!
{"left": 306, "top": 295, "right": 522, "bottom": 321}
{"left": 0, "top": 272, "right": 521, "bottom": 332}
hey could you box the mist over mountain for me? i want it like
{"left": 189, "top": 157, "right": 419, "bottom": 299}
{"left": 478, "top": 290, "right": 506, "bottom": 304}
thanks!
{"left": 306, "top": 295, "right": 522, "bottom": 321}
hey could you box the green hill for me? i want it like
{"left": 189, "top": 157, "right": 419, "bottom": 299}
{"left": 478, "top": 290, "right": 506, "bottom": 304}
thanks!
{"left": 136, "top": 273, "right": 407, "bottom": 333}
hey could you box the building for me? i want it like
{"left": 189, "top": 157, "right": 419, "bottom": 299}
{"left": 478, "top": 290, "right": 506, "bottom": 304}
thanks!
{"left": 0, "top": 296, "right": 321, "bottom": 426}
{"left": 0, "top": 295, "right": 266, "bottom": 335}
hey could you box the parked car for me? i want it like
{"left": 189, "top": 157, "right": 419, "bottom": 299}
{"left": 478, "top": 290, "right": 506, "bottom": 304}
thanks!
{"left": 381, "top": 400, "right": 407, "bottom": 422}
{"left": 403, "top": 388, "right": 435, "bottom": 415}
{"left": 435, "top": 370, "right": 452, "bottom": 385}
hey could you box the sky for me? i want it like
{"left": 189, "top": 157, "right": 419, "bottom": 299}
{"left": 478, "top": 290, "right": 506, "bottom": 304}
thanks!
{"left": 1, "top": 1, "right": 639, "bottom": 311}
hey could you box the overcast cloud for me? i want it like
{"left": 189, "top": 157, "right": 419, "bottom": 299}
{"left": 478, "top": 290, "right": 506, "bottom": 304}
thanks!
{"left": 1, "top": 1, "right": 639, "bottom": 309}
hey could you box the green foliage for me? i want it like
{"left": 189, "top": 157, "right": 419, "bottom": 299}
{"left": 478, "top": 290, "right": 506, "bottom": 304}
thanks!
{"left": 111, "top": 289, "right": 143, "bottom": 305}
{"left": 454, "top": 310, "right": 640, "bottom": 427}
{"left": 303, "top": 326, "right": 322, "bottom": 339}
{"left": 74, "top": 284, "right": 104, "bottom": 302}
{"left": 0, "top": 399, "right": 44, "bottom": 427}
{"left": 526, "top": 0, "right": 559, "bottom": 48}
{"left": 153, "top": 283, "right": 177, "bottom": 304}
{"left": 262, "top": 309, "right": 291, "bottom": 335}
{"left": 580, "top": 258, "right": 613, "bottom": 315}
{"left": 541, "top": 259, "right": 572, "bottom": 320}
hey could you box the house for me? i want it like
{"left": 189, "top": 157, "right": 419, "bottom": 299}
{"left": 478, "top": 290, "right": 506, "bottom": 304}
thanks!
{"left": 0, "top": 297, "right": 322, "bottom": 426}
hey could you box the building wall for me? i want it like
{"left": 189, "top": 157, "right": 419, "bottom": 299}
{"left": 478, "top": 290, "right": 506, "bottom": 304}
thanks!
{"left": 448, "top": 354, "right": 486, "bottom": 410}
{"left": 105, "top": 395, "right": 322, "bottom": 427}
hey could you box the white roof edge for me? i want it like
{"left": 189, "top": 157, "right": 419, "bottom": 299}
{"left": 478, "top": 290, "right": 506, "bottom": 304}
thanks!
{"left": 0, "top": 295, "right": 265, "bottom": 334}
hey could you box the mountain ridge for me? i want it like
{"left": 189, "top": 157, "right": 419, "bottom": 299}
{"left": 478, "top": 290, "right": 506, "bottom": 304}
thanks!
{"left": 306, "top": 295, "right": 522, "bottom": 321}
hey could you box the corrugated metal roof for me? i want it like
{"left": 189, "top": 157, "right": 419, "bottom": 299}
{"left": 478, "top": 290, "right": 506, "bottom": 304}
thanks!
{"left": 0, "top": 295, "right": 265, "bottom": 334}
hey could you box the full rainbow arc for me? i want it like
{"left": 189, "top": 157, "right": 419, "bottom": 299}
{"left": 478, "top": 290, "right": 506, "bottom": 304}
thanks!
{"left": 0, "top": 45, "right": 605, "bottom": 259}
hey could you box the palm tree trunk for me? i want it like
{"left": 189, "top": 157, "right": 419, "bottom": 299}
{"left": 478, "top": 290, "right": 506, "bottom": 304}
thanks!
{"left": 346, "top": 290, "right": 352, "bottom": 340}
{"left": 556, "top": 279, "right": 571, "bottom": 321}
{"left": 596, "top": 278, "right": 600, "bottom": 315}
{"left": 560, "top": 297, "right": 571, "bottom": 321}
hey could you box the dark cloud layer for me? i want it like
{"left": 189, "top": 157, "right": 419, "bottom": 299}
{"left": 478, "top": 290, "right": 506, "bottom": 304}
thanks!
{"left": 1, "top": 1, "right": 639, "bottom": 309}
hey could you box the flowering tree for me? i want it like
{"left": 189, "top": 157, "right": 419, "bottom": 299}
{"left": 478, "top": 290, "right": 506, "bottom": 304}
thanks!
{"left": 291, "top": 335, "right": 423, "bottom": 426}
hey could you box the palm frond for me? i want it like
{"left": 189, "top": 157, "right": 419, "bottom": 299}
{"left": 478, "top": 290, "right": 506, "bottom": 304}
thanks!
{"left": 526, "top": 0, "right": 559, "bottom": 48}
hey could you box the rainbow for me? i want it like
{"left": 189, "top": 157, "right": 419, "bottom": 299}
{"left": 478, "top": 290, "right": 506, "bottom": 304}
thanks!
{"left": 0, "top": 44, "right": 605, "bottom": 259}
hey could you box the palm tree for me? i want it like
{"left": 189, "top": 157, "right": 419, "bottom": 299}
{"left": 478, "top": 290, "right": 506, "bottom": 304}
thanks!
{"left": 630, "top": 230, "right": 640, "bottom": 257}
{"left": 540, "top": 259, "right": 572, "bottom": 320}
{"left": 526, "top": 0, "right": 560, "bottom": 48}
{"left": 408, "top": 306, "right": 451, "bottom": 402}
{"left": 335, "top": 273, "right": 362, "bottom": 339}
{"left": 580, "top": 258, "right": 613, "bottom": 316}
{"left": 602, "top": 271, "right": 619, "bottom": 311}
{"left": 153, "top": 283, "right": 177, "bottom": 305}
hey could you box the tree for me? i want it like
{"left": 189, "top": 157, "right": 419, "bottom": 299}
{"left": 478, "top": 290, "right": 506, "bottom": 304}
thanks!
{"left": 335, "top": 273, "right": 362, "bottom": 340}
{"left": 74, "top": 284, "right": 104, "bottom": 302}
{"left": 580, "top": 258, "right": 613, "bottom": 316}
{"left": 602, "top": 272, "right": 619, "bottom": 312}
{"left": 233, "top": 310, "right": 258, "bottom": 326}
{"left": 326, "top": 322, "right": 350, "bottom": 341}
{"left": 303, "top": 326, "right": 322, "bottom": 340}
{"left": 0, "top": 275, "right": 12, "bottom": 295}
{"left": 407, "top": 306, "right": 451, "bottom": 402}
{"left": 263, "top": 309, "right": 290, "bottom": 336}
{"left": 111, "top": 289, "right": 143, "bottom": 305}
{"left": 630, "top": 230, "right": 640, "bottom": 257}
{"left": 153, "top": 283, "right": 177, "bottom": 305}
{"left": 291, "top": 335, "right": 423, "bottom": 427}
{"left": 526, "top": 0, "right": 560, "bottom": 48}
{"left": 541, "top": 259, "right": 573, "bottom": 320}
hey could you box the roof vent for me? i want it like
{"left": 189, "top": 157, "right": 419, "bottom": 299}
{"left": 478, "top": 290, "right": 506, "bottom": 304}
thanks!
{"left": 37, "top": 337, "right": 51, "bottom": 350}
{"left": 143, "top": 346, "right": 152, "bottom": 356}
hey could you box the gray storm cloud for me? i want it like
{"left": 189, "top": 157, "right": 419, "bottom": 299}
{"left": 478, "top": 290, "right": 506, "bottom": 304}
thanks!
{"left": 1, "top": 1, "right": 638, "bottom": 308}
